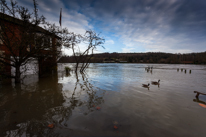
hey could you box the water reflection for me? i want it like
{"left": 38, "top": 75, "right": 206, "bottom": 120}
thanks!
{"left": 193, "top": 98, "right": 206, "bottom": 105}
{"left": 0, "top": 72, "right": 105, "bottom": 137}
{"left": 80, "top": 73, "right": 105, "bottom": 110}
{"left": 1, "top": 63, "right": 206, "bottom": 136}
{"left": 0, "top": 76, "right": 63, "bottom": 136}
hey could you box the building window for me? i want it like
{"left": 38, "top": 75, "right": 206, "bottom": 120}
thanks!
{"left": 27, "top": 45, "right": 31, "bottom": 52}
{"left": 0, "top": 50, "right": 5, "bottom": 61}
{"left": 50, "top": 37, "right": 52, "bottom": 47}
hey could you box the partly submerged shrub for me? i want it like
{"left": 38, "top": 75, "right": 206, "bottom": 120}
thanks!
{"left": 65, "top": 66, "right": 71, "bottom": 73}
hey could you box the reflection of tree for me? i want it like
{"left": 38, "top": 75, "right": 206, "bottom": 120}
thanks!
{"left": 193, "top": 98, "right": 206, "bottom": 105}
{"left": 44, "top": 72, "right": 105, "bottom": 127}
{"left": 0, "top": 75, "right": 64, "bottom": 136}
{"left": 80, "top": 73, "right": 105, "bottom": 111}
{"left": 0, "top": 72, "right": 105, "bottom": 136}
{"left": 5, "top": 120, "right": 59, "bottom": 137}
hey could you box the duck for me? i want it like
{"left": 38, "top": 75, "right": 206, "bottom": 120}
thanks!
{"left": 151, "top": 80, "right": 160, "bottom": 85}
{"left": 142, "top": 83, "right": 150, "bottom": 88}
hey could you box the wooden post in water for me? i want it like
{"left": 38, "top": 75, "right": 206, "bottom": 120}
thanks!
{"left": 185, "top": 69, "right": 186, "bottom": 73}
{"left": 190, "top": 70, "right": 191, "bottom": 73}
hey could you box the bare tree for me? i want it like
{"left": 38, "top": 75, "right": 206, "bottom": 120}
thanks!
{"left": 65, "top": 30, "right": 104, "bottom": 73}
{"left": 60, "top": 29, "right": 84, "bottom": 72}
{"left": 79, "top": 30, "right": 105, "bottom": 73}
{"left": 0, "top": 0, "right": 62, "bottom": 83}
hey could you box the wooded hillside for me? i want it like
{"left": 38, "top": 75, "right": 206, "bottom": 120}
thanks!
{"left": 58, "top": 52, "right": 206, "bottom": 64}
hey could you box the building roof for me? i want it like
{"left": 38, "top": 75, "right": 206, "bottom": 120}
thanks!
{"left": 0, "top": 12, "right": 61, "bottom": 39}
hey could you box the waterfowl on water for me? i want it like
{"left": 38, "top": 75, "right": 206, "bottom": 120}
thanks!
{"left": 151, "top": 80, "right": 160, "bottom": 85}
{"left": 142, "top": 83, "right": 150, "bottom": 88}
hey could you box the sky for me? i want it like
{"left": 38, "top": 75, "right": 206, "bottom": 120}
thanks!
{"left": 10, "top": 0, "right": 206, "bottom": 55}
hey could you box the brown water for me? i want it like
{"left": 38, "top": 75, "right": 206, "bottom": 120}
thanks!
{"left": 0, "top": 63, "right": 206, "bottom": 137}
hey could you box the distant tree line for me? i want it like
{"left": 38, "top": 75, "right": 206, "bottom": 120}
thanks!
{"left": 58, "top": 51, "right": 206, "bottom": 64}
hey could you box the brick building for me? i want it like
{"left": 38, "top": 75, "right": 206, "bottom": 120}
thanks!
{"left": 0, "top": 13, "right": 61, "bottom": 81}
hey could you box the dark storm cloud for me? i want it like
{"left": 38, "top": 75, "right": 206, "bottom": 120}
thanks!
{"left": 80, "top": 0, "right": 206, "bottom": 35}
{"left": 20, "top": 0, "right": 206, "bottom": 38}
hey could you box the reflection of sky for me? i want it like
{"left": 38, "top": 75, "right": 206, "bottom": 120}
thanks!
{"left": 86, "top": 64, "right": 156, "bottom": 91}
{"left": 57, "top": 63, "right": 206, "bottom": 121}
{"left": 2, "top": 63, "right": 206, "bottom": 136}
{"left": 66, "top": 63, "right": 206, "bottom": 93}
{"left": 55, "top": 63, "right": 206, "bottom": 136}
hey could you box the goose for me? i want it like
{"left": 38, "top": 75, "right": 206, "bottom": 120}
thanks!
{"left": 142, "top": 83, "right": 150, "bottom": 88}
{"left": 151, "top": 80, "right": 160, "bottom": 85}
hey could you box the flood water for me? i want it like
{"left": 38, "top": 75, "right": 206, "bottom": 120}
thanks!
{"left": 0, "top": 63, "right": 206, "bottom": 137}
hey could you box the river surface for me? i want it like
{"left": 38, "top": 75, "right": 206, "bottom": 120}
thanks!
{"left": 0, "top": 63, "right": 206, "bottom": 137}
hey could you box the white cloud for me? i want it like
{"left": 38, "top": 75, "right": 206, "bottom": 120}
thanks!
{"left": 15, "top": 0, "right": 206, "bottom": 54}
{"left": 122, "top": 47, "right": 135, "bottom": 53}
{"left": 34, "top": 0, "right": 94, "bottom": 55}
{"left": 105, "top": 39, "right": 114, "bottom": 45}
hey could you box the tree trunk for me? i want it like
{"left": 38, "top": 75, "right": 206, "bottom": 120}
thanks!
{"left": 15, "top": 66, "right": 21, "bottom": 83}
{"left": 75, "top": 62, "right": 79, "bottom": 72}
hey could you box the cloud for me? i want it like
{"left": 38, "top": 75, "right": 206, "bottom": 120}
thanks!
{"left": 14, "top": 0, "right": 206, "bottom": 54}
{"left": 105, "top": 40, "right": 114, "bottom": 45}
{"left": 122, "top": 47, "right": 135, "bottom": 53}
{"left": 74, "top": 0, "right": 206, "bottom": 53}
{"left": 14, "top": 0, "right": 96, "bottom": 55}
{"left": 16, "top": 0, "right": 92, "bottom": 34}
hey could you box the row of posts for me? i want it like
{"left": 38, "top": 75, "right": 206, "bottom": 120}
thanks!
{"left": 177, "top": 68, "right": 191, "bottom": 73}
